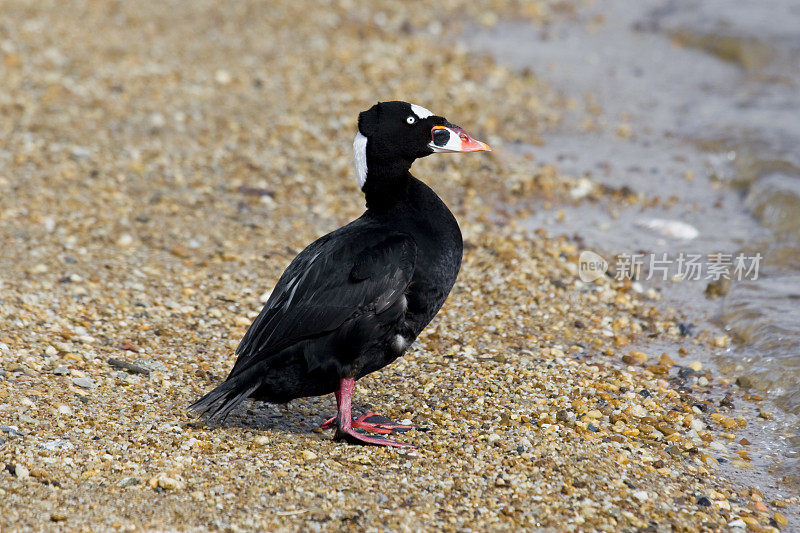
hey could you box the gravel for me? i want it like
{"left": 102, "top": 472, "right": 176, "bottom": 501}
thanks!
{"left": 0, "top": 0, "right": 797, "bottom": 531}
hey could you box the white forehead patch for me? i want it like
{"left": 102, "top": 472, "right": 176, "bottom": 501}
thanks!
{"left": 410, "top": 103, "right": 434, "bottom": 119}
{"left": 353, "top": 132, "right": 368, "bottom": 189}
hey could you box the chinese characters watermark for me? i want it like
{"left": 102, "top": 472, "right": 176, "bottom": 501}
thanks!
{"left": 578, "top": 251, "right": 762, "bottom": 283}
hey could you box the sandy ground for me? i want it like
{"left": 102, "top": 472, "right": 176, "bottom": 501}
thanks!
{"left": 1, "top": 1, "right": 797, "bottom": 531}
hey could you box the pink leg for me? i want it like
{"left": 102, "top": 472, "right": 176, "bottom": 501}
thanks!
{"left": 326, "top": 378, "right": 416, "bottom": 448}
{"left": 320, "top": 389, "right": 341, "bottom": 429}
{"left": 320, "top": 387, "right": 415, "bottom": 434}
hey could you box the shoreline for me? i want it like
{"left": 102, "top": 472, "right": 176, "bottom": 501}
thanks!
{"left": 466, "top": 0, "right": 800, "bottom": 498}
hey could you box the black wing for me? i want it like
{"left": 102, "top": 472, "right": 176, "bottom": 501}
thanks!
{"left": 228, "top": 226, "right": 417, "bottom": 377}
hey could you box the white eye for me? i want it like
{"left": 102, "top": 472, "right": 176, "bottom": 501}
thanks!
{"left": 406, "top": 116, "right": 416, "bottom": 124}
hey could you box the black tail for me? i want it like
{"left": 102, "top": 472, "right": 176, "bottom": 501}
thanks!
{"left": 188, "top": 369, "right": 262, "bottom": 422}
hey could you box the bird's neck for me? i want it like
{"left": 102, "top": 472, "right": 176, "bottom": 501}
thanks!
{"left": 362, "top": 159, "right": 412, "bottom": 211}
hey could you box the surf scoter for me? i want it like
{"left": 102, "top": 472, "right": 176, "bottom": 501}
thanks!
{"left": 191, "top": 101, "right": 491, "bottom": 447}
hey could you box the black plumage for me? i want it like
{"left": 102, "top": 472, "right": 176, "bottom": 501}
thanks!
{"left": 191, "top": 101, "right": 490, "bottom": 447}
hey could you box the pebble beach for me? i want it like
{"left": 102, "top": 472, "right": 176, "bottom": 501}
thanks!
{"left": 1, "top": 1, "right": 798, "bottom": 531}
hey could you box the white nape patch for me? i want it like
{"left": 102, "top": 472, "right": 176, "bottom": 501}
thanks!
{"left": 353, "top": 132, "right": 368, "bottom": 189}
{"left": 410, "top": 103, "right": 434, "bottom": 119}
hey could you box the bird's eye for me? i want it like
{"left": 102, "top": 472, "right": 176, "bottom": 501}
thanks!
{"left": 406, "top": 116, "right": 416, "bottom": 125}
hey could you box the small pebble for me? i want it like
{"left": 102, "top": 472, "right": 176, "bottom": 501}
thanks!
{"left": 132, "top": 358, "right": 166, "bottom": 373}
{"left": 300, "top": 450, "right": 317, "bottom": 461}
{"left": 1, "top": 426, "right": 25, "bottom": 438}
{"left": 71, "top": 377, "right": 95, "bottom": 389}
{"left": 30, "top": 467, "right": 52, "bottom": 481}
{"left": 13, "top": 464, "right": 29, "bottom": 480}
{"left": 715, "top": 499, "right": 731, "bottom": 511}
{"left": 54, "top": 341, "right": 71, "bottom": 352}
{"left": 709, "top": 441, "right": 727, "bottom": 453}
{"left": 727, "top": 518, "right": 746, "bottom": 529}
{"left": 658, "top": 353, "right": 675, "bottom": 367}
{"left": 689, "top": 418, "right": 705, "bottom": 431}
{"left": 215, "top": 69, "right": 232, "bottom": 84}
{"left": 622, "top": 350, "right": 647, "bottom": 365}
{"left": 152, "top": 475, "right": 185, "bottom": 491}
{"left": 41, "top": 440, "right": 74, "bottom": 451}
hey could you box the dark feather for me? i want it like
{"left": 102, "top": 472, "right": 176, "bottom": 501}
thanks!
{"left": 188, "top": 364, "right": 262, "bottom": 422}
{"left": 229, "top": 225, "right": 416, "bottom": 378}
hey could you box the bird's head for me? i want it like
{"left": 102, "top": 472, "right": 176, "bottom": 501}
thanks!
{"left": 354, "top": 101, "right": 491, "bottom": 189}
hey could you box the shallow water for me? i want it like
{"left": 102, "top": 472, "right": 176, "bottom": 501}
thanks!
{"left": 466, "top": 0, "right": 800, "bottom": 480}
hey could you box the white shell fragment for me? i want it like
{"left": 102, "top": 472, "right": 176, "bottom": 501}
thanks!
{"left": 636, "top": 218, "right": 700, "bottom": 240}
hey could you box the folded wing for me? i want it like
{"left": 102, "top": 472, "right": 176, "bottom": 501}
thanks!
{"left": 228, "top": 228, "right": 417, "bottom": 378}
